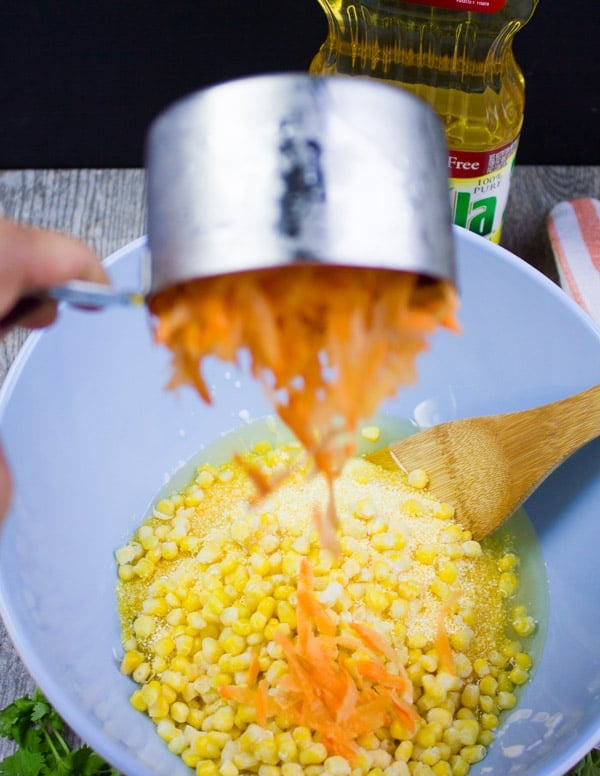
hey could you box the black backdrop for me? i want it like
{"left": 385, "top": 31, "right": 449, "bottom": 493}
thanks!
{"left": 0, "top": 0, "right": 598, "bottom": 168}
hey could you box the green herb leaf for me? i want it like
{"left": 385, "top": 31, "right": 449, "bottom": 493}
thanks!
{"left": 66, "top": 746, "right": 120, "bottom": 775}
{"left": 0, "top": 748, "right": 45, "bottom": 775}
{"left": 568, "top": 750, "right": 600, "bottom": 776}
{"left": 0, "top": 690, "right": 120, "bottom": 776}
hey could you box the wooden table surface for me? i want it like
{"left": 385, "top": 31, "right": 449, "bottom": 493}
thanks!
{"left": 0, "top": 166, "right": 598, "bottom": 767}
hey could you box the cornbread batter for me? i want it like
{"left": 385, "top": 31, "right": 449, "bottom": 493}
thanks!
{"left": 116, "top": 434, "right": 535, "bottom": 775}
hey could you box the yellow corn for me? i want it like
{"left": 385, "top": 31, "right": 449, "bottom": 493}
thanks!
{"left": 408, "top": 469, "right": 429, "bottom": 489}
{"left": 299, "top": 743, "right": 328, "bottom": 765}
{"left": 118, "top": 445, "right": 534, "bottom": 776}
{"left": 360, "top": 425, "right": 381, "bottom": 443}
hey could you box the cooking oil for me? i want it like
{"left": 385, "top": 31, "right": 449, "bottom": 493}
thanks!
{"left": 310, "top": 0, "right": 539, "bottom": 242}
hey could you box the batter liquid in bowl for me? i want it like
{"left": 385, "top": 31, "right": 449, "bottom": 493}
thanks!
{"left": 115, "top": 417, "right": 546, "bottom": 775}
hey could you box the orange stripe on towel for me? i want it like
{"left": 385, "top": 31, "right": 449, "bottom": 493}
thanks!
{"left": 571, "top": 198, "right": 600, "bottom": 273}
{"left": 547, "top": 207, "right": 590, "bottom": 313}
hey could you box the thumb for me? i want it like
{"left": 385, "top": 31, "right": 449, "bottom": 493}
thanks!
{"left": 0, "top": 441, "right": 13, "bottom": 524}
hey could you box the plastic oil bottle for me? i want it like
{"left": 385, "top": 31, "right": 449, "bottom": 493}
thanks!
{"left": 310, "top": 0, "right": 539, "bottom": 242}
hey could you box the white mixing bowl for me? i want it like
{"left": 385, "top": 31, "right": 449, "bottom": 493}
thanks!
{"left": 1, "top": 227, "right": 599, "bottom": 775}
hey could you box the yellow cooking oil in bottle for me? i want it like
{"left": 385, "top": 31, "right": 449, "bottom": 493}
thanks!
{"left": 310, "top": 0, "right": 539, "bottom": 242}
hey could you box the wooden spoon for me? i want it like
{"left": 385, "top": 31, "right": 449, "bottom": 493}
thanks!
{"left": 365, "top": 383, "right": 600, "bottom": 540}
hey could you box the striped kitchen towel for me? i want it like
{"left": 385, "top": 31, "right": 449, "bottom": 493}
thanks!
{"left": 547, "top": 198, "right": 600, "bottom": 324}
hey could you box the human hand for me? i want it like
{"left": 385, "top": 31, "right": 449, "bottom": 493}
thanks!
{"left": 0, "top": 219, "right": 107, "bottom": 334}
{"left": 0, "top": 219, "right": 107, "bottom": 520}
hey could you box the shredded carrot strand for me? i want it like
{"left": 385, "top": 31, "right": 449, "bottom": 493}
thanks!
{"left": 436, "top": 589, "right": 461, "bottom": 675}
{"left": 218, "top": 559, "right": 419, "bottom": 759}
{"left": 247, "top": 654, "right": 260, "bottom": 686}
{"left": 255, "top": 679, "right": 269, "bottom": 727}
{"left": 218, "top": 685, "right": 255, "bottom": 705}
{"left": 355, "top": 660, "right": 410, "bottom": 691}
{"left": 150, "top": 266, "right": 458, "bottom": 547}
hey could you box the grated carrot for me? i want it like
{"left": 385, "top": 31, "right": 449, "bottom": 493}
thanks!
{"left": 255, "top": 678, "right": 269, "bottom": 727}
{"left": 247, "top": 653, "right": 260, "bottom": 686}
{"left": 150, "top": 265, "right": 458, "bottom": 548}
{"left": 218, "top": 558, "right": 419, "bottom": 760}
{"left": 436, "top": 589, "right": 461, "bottom": 675}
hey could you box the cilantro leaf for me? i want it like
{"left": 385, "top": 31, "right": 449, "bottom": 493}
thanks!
{"left": 0, "top": 748, "right": 45, "bottom": 775}
{"left": 65, "top": 746, "right": 120, "bottom": 775}
{"left": 0, "top": 695, "right": 39, "bottom": 747}
{"left": 0, "top": 690, "right": 121, "bottom": 776}
{"left": 568, "top": 750, "right": 600, "bottom": 776}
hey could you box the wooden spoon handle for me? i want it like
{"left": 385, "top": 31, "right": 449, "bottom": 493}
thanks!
{"left": 493, "top": 383, "right": 600, "bottom": 504}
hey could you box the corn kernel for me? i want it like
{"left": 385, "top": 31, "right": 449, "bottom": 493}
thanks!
{"left": 148, "top": 695, "right": 170, "bottom": 719}
{"left": 509, "top": 666, "right": 530, "bottom": 685}
{"left": 233, "top": 752, "right": 259, "bottom": 770}
{"left": 512, "top": 615, "right": 536, "bottom": 637}
{"left": 129, "top": 689, "right": 147, "bottom": 712}
{"left": 434, "top": 502, "right": 455, "bottom": 521}
{"left": 498, "top": 571, "right": 519, "bottom": 598}
{"left": 196, "top": 762, "right": 219, "bottom": 776}
{"left": 428, "top": 582, "right": 451, "bottom": 606}
{"left": 437, "top": 561, "right": 458, "bottom": 584}
{"left": 180, "top": 536, "right": 202, "bottom": 557}
{"left": 299, "top": 743, "right": 328, "bottom": 765}
{"left": 194, "top": 732, "right": 222, "bottom": 759}
{"left": 212, "top": 705, "right": 235, "bottom": 732}
{"left": 156, "top": 718, "right": 178, "bottom": 742}
{"left": 497, "top": 690, "right": 517, "bottom": 710}
{"left": 282, "top": 765, "right": 304, "bottom": 776}
{"left": 453, "top": 719, "right": 479, "bottom": 746}
{"left": 196, "top": 469, "right": 216, "bottom": 487}
{"left": 132, "top": 662, "right": 151, "bottom": 684}
{"left": 274, "top": 731, "right": 298, "bottom": 763}
{"left": 118, "top": 564, "right": 135, "bottom": 581}
{"left": 408, "top": 469, "right": 429, "bottom": 489}
{"left": 292, "top": 727, "right": 313, "bottom": 747}
{"left": 481, "top": 712, "right": 499, "bottom": 730}
{"left": 460, "top": 744, "right": 486, "bottom": 765}
{"left": 414, "top": 545, "right": 437, "bottom": 565}
{"left": 449, "top": 628, "right": 473, "bottom": 652}
{"left": 219, "top": 762, "right": 239, "bottom": 776}
{"left": 361, "top": 425, "right": 381, "bottom": 443}
{"left": 258, "top": 767, "right": 280, "bottom": 776}
{"left": 449, "top": 755, "right": 469, "bottom": 776}
{"left": 163, "top": 688, "right": 180, "bottom": 710}
{"left": 515, "top": 652, "right": 532, "bottom": 671}
{"left": 497, "top": 552, "right": 519, "bottom": 571}
{"left": 115, "top": 544, "right": 138, "bottom": 565}
{"left": 120, "top": 650, "right": 144, "bottom": 675}
{"left": 427, "top": 708, "right": 453, "bottom": 730}
{"left": 479, "top": 675, "right": 498, "bottom": 697}
{"left": 133, "top": 615, "right": 155, "bottom": 640}
{"left": 394, "top": 740, "right": 414, "bottom": 760}
{"left": 416, "top": 723, "right": 443, "bottom": 748}
{"left": 170, "top": 701, "right": 189, "bottom": 724}
{"left": 365, "top": 584, "right": 390, "bottom": 612}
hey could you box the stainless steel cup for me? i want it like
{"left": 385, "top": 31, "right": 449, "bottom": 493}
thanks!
{"left": 146, "top": 72, "right": 456, "bottom": 295}
{"left": 1, "top": 73, "right": 456, "bottom": 330}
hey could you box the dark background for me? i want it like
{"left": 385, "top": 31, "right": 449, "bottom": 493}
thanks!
{"left": 0, "top": 0, "right": 598, "bottom": 169}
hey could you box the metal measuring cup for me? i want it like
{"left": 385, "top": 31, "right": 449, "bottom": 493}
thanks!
{"left": 1, "top": 73, "right": 455, "bottom": 328}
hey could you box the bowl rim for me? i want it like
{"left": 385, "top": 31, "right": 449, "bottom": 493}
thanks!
{"left": 1, "top": 227, "right": 600, "bottom": 775}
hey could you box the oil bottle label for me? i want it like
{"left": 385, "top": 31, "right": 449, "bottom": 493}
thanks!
{"left": 449, "top": 137, "right": 519, "bottom": 243}
{"left": 405, "top": 0, "right": 506, "bottom": 12}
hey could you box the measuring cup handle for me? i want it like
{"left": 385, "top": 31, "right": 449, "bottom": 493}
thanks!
{"left": 0, "top": 282, "right": 145, "bottom": 335}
